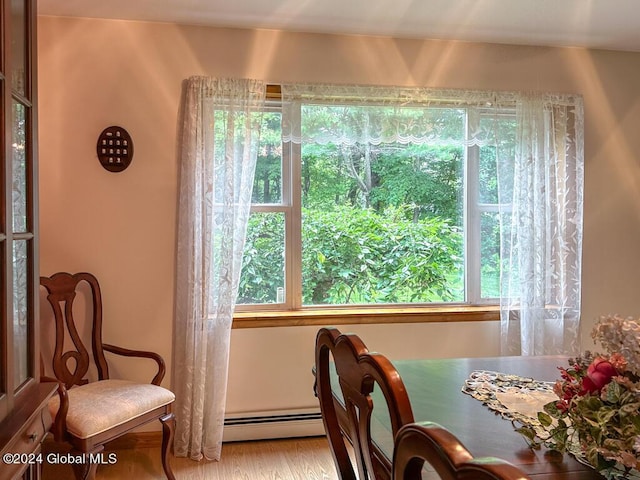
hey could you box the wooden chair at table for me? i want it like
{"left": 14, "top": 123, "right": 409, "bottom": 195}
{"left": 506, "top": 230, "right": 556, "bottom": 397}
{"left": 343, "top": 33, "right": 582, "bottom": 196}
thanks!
{"left": 393, "top": 422, "right": 531, "bottom": 480}
{"left": 40, "top": 271, "right": 176, "bottom": 480}
{"left": 315, "top": 327, "right": 415, "bottom": 480}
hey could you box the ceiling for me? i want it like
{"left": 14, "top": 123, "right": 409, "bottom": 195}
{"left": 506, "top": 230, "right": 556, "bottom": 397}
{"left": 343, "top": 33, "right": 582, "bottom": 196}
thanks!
{"left": 37, "top": 0, "right": 640, "bottom": 52}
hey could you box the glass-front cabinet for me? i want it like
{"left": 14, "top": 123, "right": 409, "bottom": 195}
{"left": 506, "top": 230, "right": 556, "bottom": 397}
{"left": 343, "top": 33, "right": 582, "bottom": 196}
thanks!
{"left": 0, "top": 1, "right": 56, "bottom": 479}
{"left": 0, "top": 0, "right": 37, "bottom": 424}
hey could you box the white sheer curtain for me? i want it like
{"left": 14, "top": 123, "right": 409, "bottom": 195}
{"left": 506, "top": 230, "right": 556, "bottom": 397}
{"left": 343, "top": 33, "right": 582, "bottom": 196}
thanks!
{"left": 499, "top": 93, "right": 584, "bottom": 356}
{"left": 282, "top": 83, "right": 517, "bottom": 148}
{"left": 174, "top": 76, "right": 265, "bottom": 461}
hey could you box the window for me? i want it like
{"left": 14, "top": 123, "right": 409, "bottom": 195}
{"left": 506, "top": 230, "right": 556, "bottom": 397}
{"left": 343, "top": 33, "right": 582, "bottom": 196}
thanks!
{"left": 235, "top": 85, "right": 517, "bottom": 312}
{"left": 236, "top": 105, "right": 287, "bottom": 305}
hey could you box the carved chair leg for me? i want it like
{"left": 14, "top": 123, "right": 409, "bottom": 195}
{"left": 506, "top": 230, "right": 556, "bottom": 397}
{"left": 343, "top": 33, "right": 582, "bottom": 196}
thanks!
{"left": 160, "top": 412, "right": 176, "bottom": 480}
{"left": 71, "top": 445, "right": 104, "bottom": 480}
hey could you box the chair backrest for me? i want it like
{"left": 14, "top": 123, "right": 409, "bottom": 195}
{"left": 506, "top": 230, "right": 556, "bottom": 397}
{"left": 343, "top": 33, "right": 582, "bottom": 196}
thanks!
{"left": 40, "top": 271, "right": 111, "bottom": 389}
{"left": 315, "top": 327, "right": 414, "bottom": 480}
{"left": 393, "top": 422, "right": 531, "bottom": 480}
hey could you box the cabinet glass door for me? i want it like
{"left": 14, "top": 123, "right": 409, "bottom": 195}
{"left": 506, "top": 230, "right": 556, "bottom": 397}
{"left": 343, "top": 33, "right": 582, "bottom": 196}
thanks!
{"left": 11, "top": 0, "right": 33, "bottom": 391}
{"left": 0, "top": 0, "right": 35, "bottom": 424}
{"left": 12, "top": 99, "right": 29, "bottom": 387}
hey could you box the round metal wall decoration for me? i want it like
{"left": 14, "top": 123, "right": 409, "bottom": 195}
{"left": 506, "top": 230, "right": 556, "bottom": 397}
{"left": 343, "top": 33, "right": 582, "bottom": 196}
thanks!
{"left": 96, "top": 126, "right": 134, "bottom": 172}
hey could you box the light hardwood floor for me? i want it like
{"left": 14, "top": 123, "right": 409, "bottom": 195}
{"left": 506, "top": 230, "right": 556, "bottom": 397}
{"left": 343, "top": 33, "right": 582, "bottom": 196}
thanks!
{"left": 41, "top": 436, "right": 340, "bottom": 480}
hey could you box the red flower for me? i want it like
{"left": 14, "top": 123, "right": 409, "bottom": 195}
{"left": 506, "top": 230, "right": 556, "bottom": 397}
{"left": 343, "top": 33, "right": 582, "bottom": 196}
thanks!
{"left": 581, "top": 357, "right": 618, "bottom": 394}
{"left": 555, "top": 400, "right": 569, "bottom": 413}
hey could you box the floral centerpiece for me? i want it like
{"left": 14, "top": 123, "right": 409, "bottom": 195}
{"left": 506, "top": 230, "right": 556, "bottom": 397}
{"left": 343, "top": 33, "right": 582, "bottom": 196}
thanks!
{"left": 518, "top": 315, "right": 640, "bottom": 478}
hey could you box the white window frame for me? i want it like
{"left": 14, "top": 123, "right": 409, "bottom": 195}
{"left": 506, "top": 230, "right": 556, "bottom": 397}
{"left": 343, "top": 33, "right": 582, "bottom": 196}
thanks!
{"left": 235, "top": 98, "right": 515, "bottom": 313}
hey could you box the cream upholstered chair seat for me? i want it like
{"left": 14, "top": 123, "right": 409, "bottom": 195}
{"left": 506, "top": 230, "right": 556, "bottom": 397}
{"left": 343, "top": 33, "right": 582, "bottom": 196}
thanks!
{"left": 40, "top": 272, "right": 176, "bottom": 480}
{"left": 48, "top": 380, "right": 175, "bottom": 439}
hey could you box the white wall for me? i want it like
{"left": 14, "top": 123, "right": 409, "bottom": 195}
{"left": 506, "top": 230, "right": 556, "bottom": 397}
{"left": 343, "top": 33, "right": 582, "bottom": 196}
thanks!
{"left": 227, "top": 322, "right": 500, "bottom": 414}
{"left": 37, "top": 16, "right": 640, "bottom": 421}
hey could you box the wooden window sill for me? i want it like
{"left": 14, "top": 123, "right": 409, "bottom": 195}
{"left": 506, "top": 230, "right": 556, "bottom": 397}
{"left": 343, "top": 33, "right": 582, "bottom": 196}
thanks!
{"left": 232, "top": 305, "right": 500, "bottom": 328}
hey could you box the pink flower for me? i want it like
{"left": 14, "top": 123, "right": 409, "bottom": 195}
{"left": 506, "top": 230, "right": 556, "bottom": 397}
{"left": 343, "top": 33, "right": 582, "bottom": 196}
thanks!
{"left": 608, "top": 352, "right": 628, "bottom": 373}
{"left": 581, "top": 357, "right": 618, "bottom": 394}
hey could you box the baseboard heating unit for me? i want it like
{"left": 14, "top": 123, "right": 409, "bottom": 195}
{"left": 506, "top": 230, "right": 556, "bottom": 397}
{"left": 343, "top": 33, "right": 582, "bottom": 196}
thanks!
{"left": 223, "top": 409, "right": 324, "bottom": 442}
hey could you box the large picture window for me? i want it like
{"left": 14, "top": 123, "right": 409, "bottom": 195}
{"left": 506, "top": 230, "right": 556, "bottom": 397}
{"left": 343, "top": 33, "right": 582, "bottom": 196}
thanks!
{"left": 232, "top": 82, "right": 583, "bottom": 355}
{"left": 236, "top": 85, "right": 520, "bottom": 309}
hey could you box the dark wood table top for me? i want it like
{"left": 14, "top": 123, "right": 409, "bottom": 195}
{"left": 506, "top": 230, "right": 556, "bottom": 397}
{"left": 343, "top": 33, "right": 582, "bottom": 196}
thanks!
{"left": 369, "top": 355, "right": 603, "bottom": 479}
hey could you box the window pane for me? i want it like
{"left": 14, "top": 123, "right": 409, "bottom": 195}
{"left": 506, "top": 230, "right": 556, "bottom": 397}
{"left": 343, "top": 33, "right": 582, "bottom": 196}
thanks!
{"left": 212, "top": 109, "right": 264, "bottom": 205}
{"left": 252, "top": 111, "right": 282, "bottom": 204}
{"left": 237, "top": 212, "right": 285, "bottom": 305}
{"left": 12, "top": 100, "right": 27, "bottom": 233}
{"left": 480, "top": 212, "right": 500, "bottom": 299}
{"left": 11, "top": 0, "right": 26, "bottom": 96}
{"left": 300, "top": 105, "right": 465, "bottom": 306}
{"left": 13, "top": 239, "right": 28, "bottom": 388}
{"left": 496, "top": 210, "right": 521, "bottom": 299}
{"left": 479, "top": 113, "right": 516, "bottom": 204}
{"left": 478, "top": 112, "right": 515, "bottom": 300}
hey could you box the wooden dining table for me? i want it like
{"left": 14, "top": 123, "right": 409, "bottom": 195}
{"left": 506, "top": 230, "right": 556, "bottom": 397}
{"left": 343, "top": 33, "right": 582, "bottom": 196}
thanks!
{"left": 360, "top": 355, "right": 604, "bottom": 479}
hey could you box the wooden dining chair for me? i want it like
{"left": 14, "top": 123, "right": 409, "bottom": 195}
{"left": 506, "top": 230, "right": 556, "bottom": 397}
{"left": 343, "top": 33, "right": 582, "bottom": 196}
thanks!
{"left": 315, "top": 327, "right": 414, "bottom": 480}
{"left": 393, "top": 422, "right": 531, "bottom": 480}
{"left": 40, "top": 272, "right": 176, "bottom": 480}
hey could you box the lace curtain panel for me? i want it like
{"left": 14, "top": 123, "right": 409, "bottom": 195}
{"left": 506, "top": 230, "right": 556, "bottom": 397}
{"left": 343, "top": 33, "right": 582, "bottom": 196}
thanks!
{"left": 174, "top": 76, "right": 266, "bottom": 461}
{"left": 500, "top": 94, "right": 584, "bottom": 356}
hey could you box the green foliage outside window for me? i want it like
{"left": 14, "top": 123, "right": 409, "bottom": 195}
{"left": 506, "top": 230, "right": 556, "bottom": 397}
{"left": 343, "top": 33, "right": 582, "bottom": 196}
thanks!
{"left": 236, "top": 206, "right": 463, "bottom": 305}
{"left": 236, "top": 106, "right": 514, "bottom": 306}
{"left": 302, "top": 205, "right": 462, "bottom": 304}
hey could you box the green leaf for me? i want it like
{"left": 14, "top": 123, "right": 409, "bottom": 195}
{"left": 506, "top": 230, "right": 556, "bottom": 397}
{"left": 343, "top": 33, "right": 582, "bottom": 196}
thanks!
{"left": 515, "top": 426, "right": 541, "bottom": 448}
{"left": 584, "top": 396, "right": 604, "bottom": 410}
{"left": 603, "top": 381, "right": 622, "bottom": 403}
{"left": 538, "top": 411, "right": 553, "bottom": 427}
{"left": 596, "top": 408, "right": 618, "bottom": 425}
{"left": 620, "top": 402, "right": 640, "bottom": 415}
{"left": 543, "top": 401, "right": 563, "bottom": 418}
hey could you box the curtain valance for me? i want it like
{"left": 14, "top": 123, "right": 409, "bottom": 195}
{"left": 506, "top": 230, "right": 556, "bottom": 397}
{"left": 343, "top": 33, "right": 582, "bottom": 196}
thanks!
{"left": 281, "top": 83, "right": 581, "bottom": 148}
